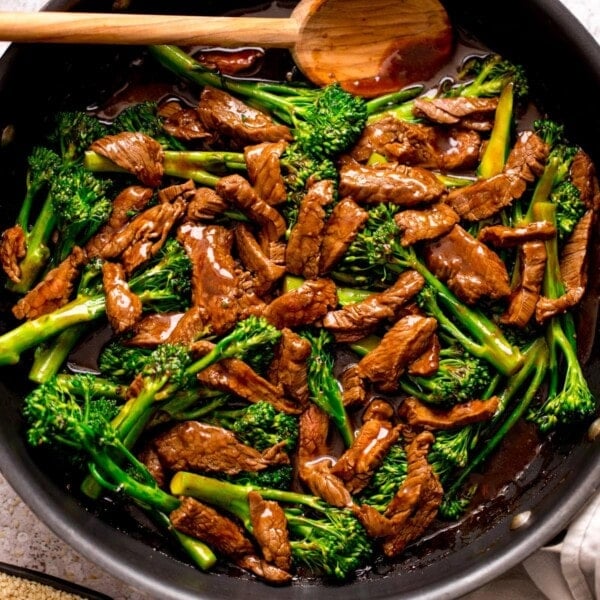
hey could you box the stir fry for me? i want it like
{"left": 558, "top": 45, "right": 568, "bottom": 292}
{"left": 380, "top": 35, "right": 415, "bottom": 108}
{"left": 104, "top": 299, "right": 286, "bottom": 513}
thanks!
{"left": 0, "top": 42, "right": 598, "bottom": 584}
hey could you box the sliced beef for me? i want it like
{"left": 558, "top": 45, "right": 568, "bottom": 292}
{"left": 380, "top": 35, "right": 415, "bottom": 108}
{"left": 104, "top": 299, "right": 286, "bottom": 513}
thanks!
{"left": 166, "top": 305, "right": 210, "bottom": 346}
{"left": 197, "top": 86, "right": 292, "bottom": 148}
{"left": 446, "top": 131, "right": 549, "bottom": 221}
{"left": 216, "top": 174, "right": 286, "bottom": 248}
{"left": 89, "top": 132, "right": 164, "bottom": 187}
{"left": 197, "top": 357, "right": 302, "bottom": 415}
{"left": 319, "top": 197, "right": 370, "bottom": 274}
{"left": 0, "top": 225, "right": 26, "bottom": 284}
{"left": 177, "top": 222, "right": 264, "bottom": 334}
{"left": 264, "top": 278, "right": 338, "bottom": 330}
{"left": 322, "top": 270, "right": 425, "bottom": 342}
{"left": 338, "top": 159, "right": 445, "bottom": 206}
{"left": 150, "top": 420, "right": 289, "bottom": 475}
{"left": 244, "top": 141, "right": 288, "bottom": 206}
{"left": 331, "top": 399, "right": 402, "bottom": 494}
{"left": 571, "top": 149, "right": 600, "bottom": 211}
{"left": 158, "top": 101, "right": 213, "bottom": 142}
{"left": 267, "top": 328, "right": 311, "bottom": 408}
{"left": 286, "top": 179, "right": 335, "bottom": 279}
{"left": 12, "top": 247, "right": 86, "bottom": 320}
{"left": 102, "top": 261, "right": 143, "bottom": 334}
{"left": 501, "top": 240, "right": 547, "bottom": 327}
{"left": 125, "top": 312, "right": 185, "bottom": 348}
{"left": 358, "top": 314, "right": 438, "bottom": 392}
{"left": 297, "top": 403, "right": 353, "bottom": 508}
{"left": 407, "top": 333, "right": 440, "bottom": 377}
{"left": 350, "top": 115, "right": 482, "bottom": 170}
{"left": 195, "top": 48, "right": 264, "bottom": 76}
{"left": 478, "top": 221, "right": 556, "bottom": 247}
{"left": 187, "top": 187, "right": 229, "bottom": 221}
{"left": 340, "top": 364, "right": 367, "bottom": 407}
{"left": 412, "top": 96, "right": 498, "bottom": 130}
{"left": 423, "top": 225, "right": 511, "bottom": 304}
{"left": 394, "top": 202, "right": 460, "bottom": 246}
{"left": 248, "top": 491, "right": 292, "bottom": 571}
{"left": 398, "top": 396, "right": 500, "bottom": 430}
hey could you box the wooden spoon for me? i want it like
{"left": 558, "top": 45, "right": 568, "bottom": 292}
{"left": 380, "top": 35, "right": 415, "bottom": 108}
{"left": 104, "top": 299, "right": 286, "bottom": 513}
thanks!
{"left": 0, "top": 0, "right": 453, "bottom": 97}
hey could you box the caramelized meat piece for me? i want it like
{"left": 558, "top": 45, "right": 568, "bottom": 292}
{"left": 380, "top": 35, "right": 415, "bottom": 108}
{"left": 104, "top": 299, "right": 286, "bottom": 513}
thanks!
{"left": 138, "top": 444, "right": 166, "bottom": 487}
{"left": 399, "top": 396, "right": 500, "bottom": 430}
{"left": 331, "top": 399, "right": 402, "bottom": 493}
{"left": 177, "top": 223, "right": 264, "bottom": 334}
{"left": 0, "top": 225, "right": 26, "bottom": 283}
{"left": 319, "top": 197, "right": 369, "bottom": 273}
{"left": 197, "top": 86, "right": 292, "bottom": 148}
{"left": 248, "top": 491, "right": 292, "bottom": 571}
{"left": 501, "top": 241, "right": 547, "bottom": 327}
{"left": 446, "top": 131, "right": 549, "bottom": 221}
{"left": 195, "top": 48, "right": 264, "bottom": 76}
{"left": 412, "top": 97, "right": 498, "bottom": 130}
{"left": 151, "top": 420, "right": 289, "bottom": 475}
{"left": 216, "top": 174, "right": 286, "bottom": 247}
{"left": 407, "top": 333, "right": 440, "bottom": 376}
{"left": 358, "top": 314, "right": 438, "bottom": 392}
{"left": 350, "top": 116, "right": 482, "bottom": 170}
{"left": 286, "top": 179, "right": 335, "bottom": 279}
{"left": 166, "top": 306, "right": 210, "bottom": 346}
{"left": 394, "top": 202, "right": 460, "bottom": 246}
{"left": 244, "top": 141, "right": 288, "bottom": 206}
{"left": 12, "top": 247, "right": 86, "bottom": 320}
{"left": 159, "top": 101, "right": 213, "bottom": 142}
{"left": 126, "top": 312, "right": 185, "bottom": 348}
{"left": 340, "top": 364, "right": 367, "bottom": 407}
{"left": 198, "top": 357, "right": 302, "bottom": 415}
{"left": 264, "top": 278, "right": 338, "bottom": 330}
{"left": 90, "top": 132, "right": 164, "bottom": 187}
{"left": 571, "top": 150, "right": 600, "bottom": 211}
{"left": 339, "top": 159, "right": 445, "bottom": 206}
{"left": 187, "top": 187, "right": 229, "bottom": 221}
{"left": 102, "top": 261, "right": 143, "bottom": 334}
{"left": 158, "top": 179, "right": 196, "bottom": 205}
{"left": 423, "top": 225, "right": 511, "bottom": 304}
{"left": 267, "top": 328, "right": 311, "bottom": 408}
{"left": 297, "top": 404, "right": 353, "bottom": 508}
{"left": 323, "top": 270, "right": 425, "bottom": 342}
{"left": 235, "top": 224, "right": 286, "bottom": 296}
{"left": 236, "top": 556, "right": 293, "bottom": 585}
{"left": 478, "top": 221, "right": 556, "bottom": 247}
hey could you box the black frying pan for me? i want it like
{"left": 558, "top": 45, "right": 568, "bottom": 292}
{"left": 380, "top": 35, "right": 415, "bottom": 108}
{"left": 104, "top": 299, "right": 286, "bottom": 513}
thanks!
{"left": 0, "top": 1, "right": 598, "bottom": 598}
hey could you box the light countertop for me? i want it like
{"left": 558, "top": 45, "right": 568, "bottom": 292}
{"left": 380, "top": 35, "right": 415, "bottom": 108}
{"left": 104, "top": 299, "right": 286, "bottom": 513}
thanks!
{"left": 0, "top": 1, "right": 598, "bottom": 599}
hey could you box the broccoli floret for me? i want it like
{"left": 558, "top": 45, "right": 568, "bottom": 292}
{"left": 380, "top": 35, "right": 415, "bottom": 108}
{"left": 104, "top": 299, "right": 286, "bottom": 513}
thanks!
{"left": 356, "top": 443, "right": 407, "bottom": 513}
{"left": 228, "top": 465, "right": 294, "bottom": 491}
{"left": 551, "top": 181, "right": 586, "bottom": 242}
{"left": 399, "top": 346, "right": 492, "bottom": 406}
{"left": 171, "top": 471, "right": 373, "bottom": 580}
{"left": 209, "top": 401, "right": 299, "bottom": 453}
{"left": 334, "top": 203, "right": 524, "bottom": 376}
{"left": 98, "top": 340, "right": 155, "bottom": 383}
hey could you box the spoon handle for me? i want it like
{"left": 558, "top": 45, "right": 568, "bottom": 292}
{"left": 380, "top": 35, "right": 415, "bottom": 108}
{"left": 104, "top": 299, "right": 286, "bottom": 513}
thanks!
{"left": 0, "top": 12, "right": 299, "bottom": 47}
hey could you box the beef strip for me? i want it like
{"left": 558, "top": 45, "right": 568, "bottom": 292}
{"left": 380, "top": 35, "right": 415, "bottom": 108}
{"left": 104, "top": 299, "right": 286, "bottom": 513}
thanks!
{"left": 398, "top": 396, "right": 500, "bottom": 430}
{"left": 412, "top": 97, "right": 499, "bottom": 130}
{"left": 358, "top": 314, "right": 438, "bottom": 392}
{"left": 150, "top": 420, "right": 289, "bottom": 475}
{"left": 158, "top": 179, "right": 196, "bottom": 204}
{"left": 319, "top": 197, "right": 370, "bottom": 273}
{"left": 339, "top": 159, "right": 445, "bottom": 206}
{"left": 446, "top": 131, "right": 549, "bottom": 221}
{"left": 12, "top": 247, "right": 86, "bottom": 320}
{"left": 244, "top": 141, "right": 288, "bottom": 206}
{"left": 297, "top": 403, "right": 353, "bottom": 508}
{"left": 216, "top": 174, "right": 286, "bottom": 249}
{"left": 234, "top": 224, "right": 286, "bottom": 296}
{"left": 340, "top": 364, "right": 367, "bottom": 407}
{"left": 267, "top": 328, "right": 311, "bottom": 408}
{"left": 125, "top": 312, "right": 185, "bottom": 348}
{"left": 158, "top": 101, "right": 214, "bottom": 142}
{"left": 186, "top": 187, "right": 229, "bottom": 221}
{"left": 350, "top": 115, "right": 482, "bottom": 170}
{"left": 102, "top": 261, "right": 143, "bottom": 334}
{"left": 248, "top": 491, "right": 292, "bottom": 571}
{"left": 166, "top": 305, "right": 211, "bottom": 346}
{"left": 264, "top": 278, "right": 338, "bottom": 330}
{"left": 197, "top": 86, "right": 292, "bottom": 148}
{"left": 478, "top": 221, "right": 556, "bottom": 247}
{"left": 323, "top": 270, "right": 425, "bottom": 342}
{"left": 195, "top": 48, "right": 264, "bottom": 76}
{"left": 407, "top": 333, "right": 440, "bottom": 376}
{"left": 423, "top": 225, "right": 511, "bottom": 304}
{"left": 177, "top": 222, "right": 264, "bottom": 334}
{"left": 500, "top": 240, "right": 547, "bottom": 327}
{"left": 89, "top": 132, "right": 164, "bottom": 187}
{"left": 0, "top": 225, "right": 26, "bottom": 283}
{"left": 331, "top": 399, "right": 402, "bottom": 494}
{"left": 393, "top": 202, "right": 460, "bottom": 246}
{"left": 571, "top": 150, "right": 600, "bottom": 211}
{"left": 286, "top": 179, "right": 335, "bottom": 279}
{"left": 197, "top": 357, "right": 302, "bottom": 415}
{"left": 535, "top": 209, "right": 594, "bottom": 322}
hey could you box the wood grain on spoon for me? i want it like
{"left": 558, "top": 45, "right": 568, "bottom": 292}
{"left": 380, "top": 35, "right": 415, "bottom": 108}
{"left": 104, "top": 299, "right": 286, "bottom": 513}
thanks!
{"left": 0, "top": 0, "right": 453, "bottom": 97}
